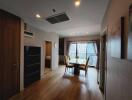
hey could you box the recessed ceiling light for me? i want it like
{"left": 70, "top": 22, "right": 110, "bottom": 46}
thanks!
{"left": 36, "top": 14, "right": 41, "bottom": 18}
{"left": 75, "top": 0, "right": 80, "bottom": 7}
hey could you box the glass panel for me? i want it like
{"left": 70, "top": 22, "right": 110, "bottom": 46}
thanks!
{"left": 87, "top": 43, "right": 95, "bottom": 54}
{"left": 77, "top": 43, "right": 87, "bottom": 60}
{"left": 68, "top": 43, "right": 76, "bottom": 59}
{"left": 86, "top": 43, "right": 97, "bottom": 66}
{"left": 89, "top": 55, "right": 97, "bottom": 66}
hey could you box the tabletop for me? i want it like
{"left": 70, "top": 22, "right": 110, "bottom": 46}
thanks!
{"left": 69, "top": 59, "right": 86, "bottom": 65}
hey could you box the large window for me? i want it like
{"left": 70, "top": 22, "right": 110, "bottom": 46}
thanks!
{"left": 68, "top": 42, "right": 97, "bottom": 67}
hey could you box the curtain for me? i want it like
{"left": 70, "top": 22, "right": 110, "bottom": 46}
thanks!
{"left": 66, "top": 41, "right": 71, "bottom": 56}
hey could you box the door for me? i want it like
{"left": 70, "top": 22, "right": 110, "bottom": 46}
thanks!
{"left": 0, "top": 9, "right": 3, "bottom": 100}
{"left": 0, "top": 9, "right": 20, "bottom": 100}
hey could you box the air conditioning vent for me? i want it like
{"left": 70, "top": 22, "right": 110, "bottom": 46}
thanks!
{"left": 24, "top": 31, "right": 33, "bottom": 37}
{"left": 46, "top": 12, "right": 70, "bottom": 24}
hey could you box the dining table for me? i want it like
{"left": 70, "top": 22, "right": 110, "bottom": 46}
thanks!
{"left": 68, "top": 59, "right": 86, "bottom": 75}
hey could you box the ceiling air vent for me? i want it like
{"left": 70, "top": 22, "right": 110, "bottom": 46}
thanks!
{"left": 46, "top": 12, "right": 70, "bottom": 24}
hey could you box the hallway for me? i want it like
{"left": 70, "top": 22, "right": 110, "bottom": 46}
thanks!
{"left": 10, "top": 66, "right": 103, "bottom": 100}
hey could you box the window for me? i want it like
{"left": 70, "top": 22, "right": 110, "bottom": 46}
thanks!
{"left": 77, "top": 43, "right": 87, "bottom": 59}
{"left": 68, "top": 42, "right": 98, "bottom": 67}
{"left": 86, "top": 43, "right": 97, "bottom": 66}
{"left": 68, "top": 43, "right": 76, "bottom": 59}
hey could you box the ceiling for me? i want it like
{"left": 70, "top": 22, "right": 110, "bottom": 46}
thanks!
{"left": 0, "top": 0, "right": 110, "bottom": 37}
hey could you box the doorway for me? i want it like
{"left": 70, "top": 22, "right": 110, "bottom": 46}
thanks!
{"left": 44, "top": 41, "right": 52, "bottom": 74}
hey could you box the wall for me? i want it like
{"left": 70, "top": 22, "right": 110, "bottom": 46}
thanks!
{"left": 101, "top": 0, "right": 132, "bottom": 100}
{"left": 24, "top": 24, "right": 59, "bottom": 71}
{"left": 20, "top": 22, "right": 59, "bottom": 90}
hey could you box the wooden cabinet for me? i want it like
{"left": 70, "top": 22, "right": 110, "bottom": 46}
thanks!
{"left": 0, "top": 9, "right": 21, "bottom": 100}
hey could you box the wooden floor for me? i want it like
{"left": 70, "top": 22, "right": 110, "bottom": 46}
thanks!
{"left": 10, "top": 66, "right": 103, "bottom": 100}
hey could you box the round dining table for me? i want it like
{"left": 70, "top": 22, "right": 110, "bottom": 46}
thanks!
{"left": 69, "top": 59, "right": 86, "bottom": 75}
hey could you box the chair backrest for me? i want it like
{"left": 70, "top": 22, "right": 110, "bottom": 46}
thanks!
{"left": 85, "top": 57, "right": 90, "bottom": 69}
{"left": 64, "top": 55, "right": 69, "bottom": 65}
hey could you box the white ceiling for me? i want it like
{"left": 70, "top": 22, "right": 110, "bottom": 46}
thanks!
{"left": 0, "top": 0, "right": 109, "bottom": 37}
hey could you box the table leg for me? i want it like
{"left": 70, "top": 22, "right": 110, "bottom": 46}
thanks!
{"left": 74, "top": 64, "right": 80, "bottom": 75}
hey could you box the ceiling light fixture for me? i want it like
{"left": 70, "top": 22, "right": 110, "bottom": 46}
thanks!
{"left": 75, "top": 0, "right": 81, "bottom": 7}
{"left": 36, "top": 14, "right": 41, "bottom": 18}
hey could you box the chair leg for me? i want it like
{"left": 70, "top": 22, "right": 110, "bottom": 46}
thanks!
{"left": 65, "top": 67, "right": 66, "bottom": 72}
{"left": 85, "top": 70, "right": 87, "bottom": 76}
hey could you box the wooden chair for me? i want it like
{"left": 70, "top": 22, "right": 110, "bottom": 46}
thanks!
{"left": 79, "top": 57, "right": 90, "bottom": 76}
{"left": 64, "top": 56, "right": 74, "bottom": 73}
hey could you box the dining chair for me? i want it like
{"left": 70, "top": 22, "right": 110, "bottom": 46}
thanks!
{"left": 79, "top": 57, "right": 90, "bottom": 76}
{"left": 64, "top": 55, "right": 74, "bottom": 73}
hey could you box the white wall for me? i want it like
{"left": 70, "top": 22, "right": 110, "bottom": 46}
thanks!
{"left": 20, "top": 22, "right": 59, "bottom": 90}
{"left": 101, "top": 0, "right": 132, "bottom": 100}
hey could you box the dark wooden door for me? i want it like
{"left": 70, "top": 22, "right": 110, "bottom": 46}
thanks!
{"left": 0, "top": 9, "right": 20, "bottom": 100}
{"left": 0, "top": 9, "right": 3, "bottom": 100}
